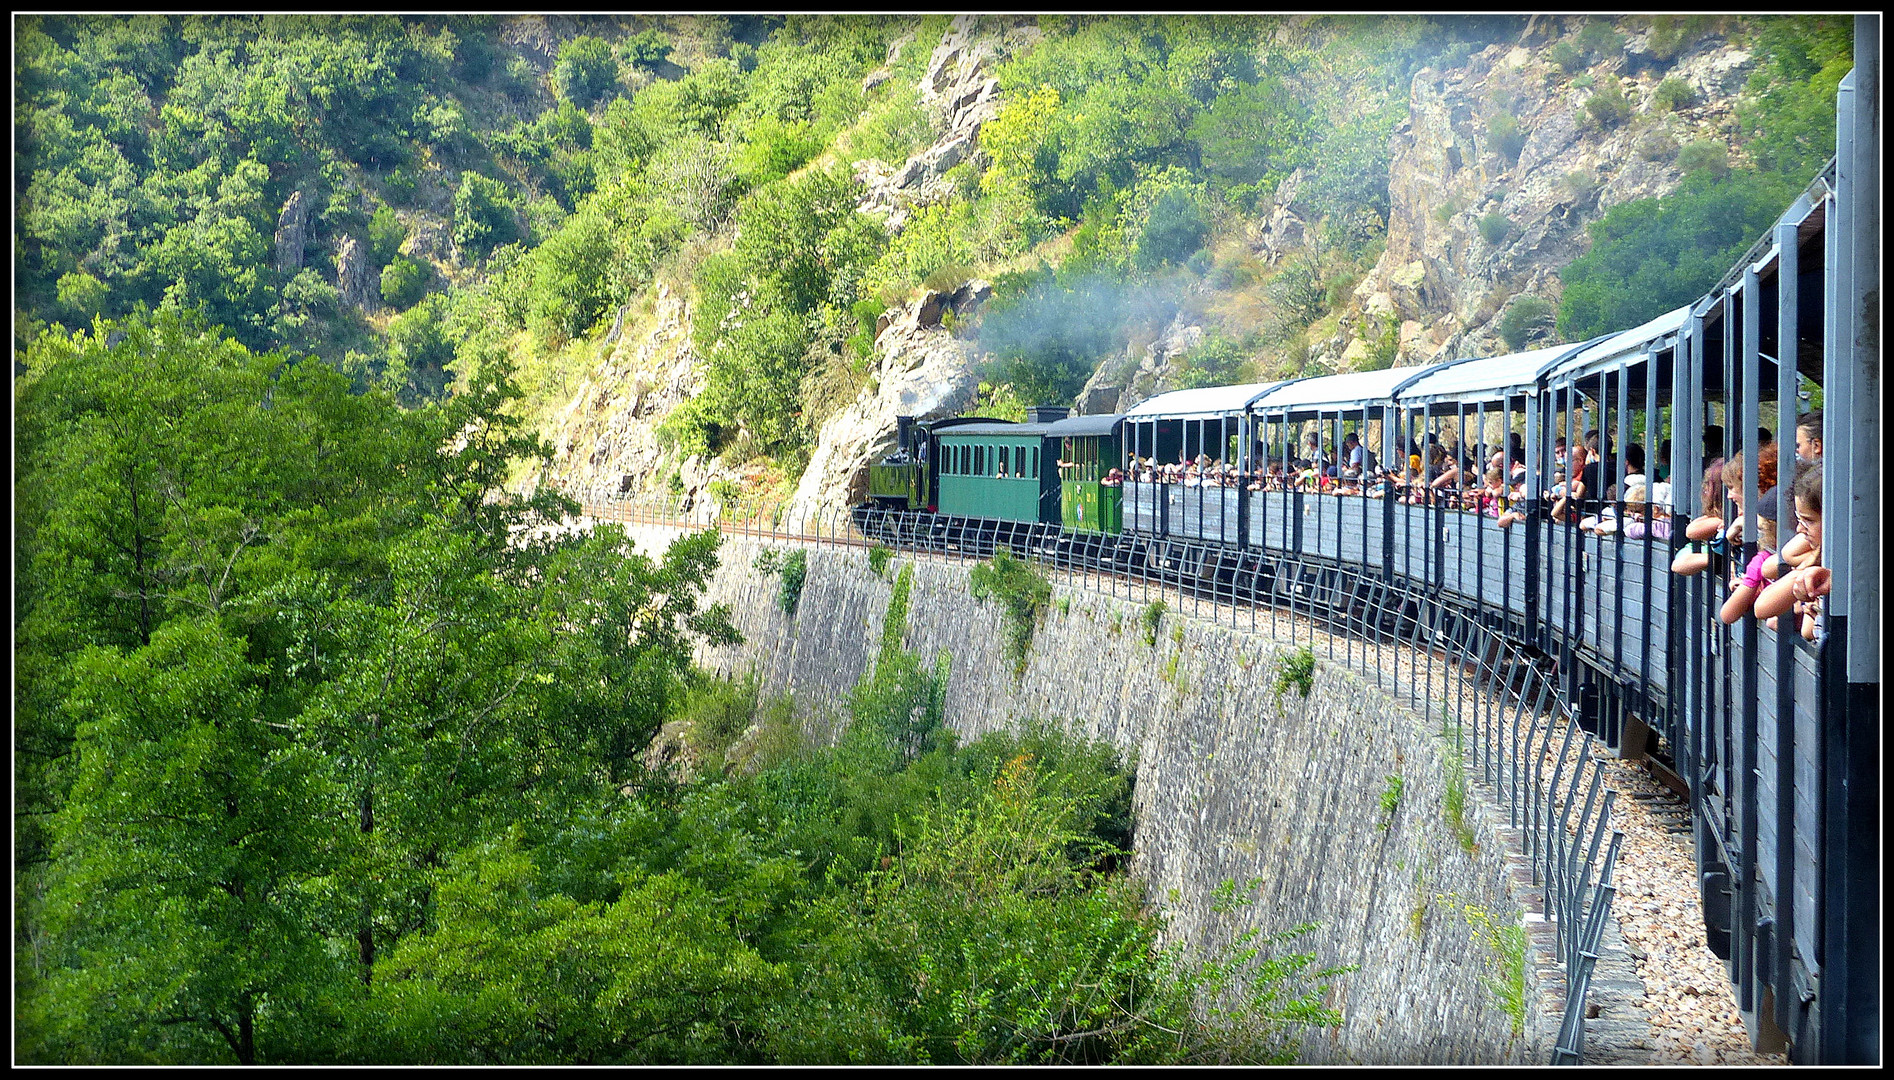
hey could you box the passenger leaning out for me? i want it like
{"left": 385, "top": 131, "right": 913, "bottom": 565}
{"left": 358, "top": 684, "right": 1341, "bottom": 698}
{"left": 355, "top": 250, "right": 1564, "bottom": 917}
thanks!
{"left": 1754, "top": 468, "right": 1827, "bottom": 641}
{"left": 1718, "top": 512, "right": 1779, "bottom": 624}
{"left": 1671, "top": 459, "right": 1726, "bottom": 576}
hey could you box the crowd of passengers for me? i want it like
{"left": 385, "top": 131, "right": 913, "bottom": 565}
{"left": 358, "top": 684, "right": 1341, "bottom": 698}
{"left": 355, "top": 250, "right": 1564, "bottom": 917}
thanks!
{"left": 1117, "top": 411, "right": 1833, "bottom": 641}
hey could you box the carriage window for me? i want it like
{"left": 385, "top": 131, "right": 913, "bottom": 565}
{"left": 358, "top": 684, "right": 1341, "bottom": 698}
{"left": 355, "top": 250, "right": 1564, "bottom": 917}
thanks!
{"left": 1032, "top": 446, "right": 1040, "bottom": 478}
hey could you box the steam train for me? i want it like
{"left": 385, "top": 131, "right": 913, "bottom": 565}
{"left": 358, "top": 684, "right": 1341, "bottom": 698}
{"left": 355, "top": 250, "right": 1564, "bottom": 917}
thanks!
{"left": 851, "top": 42, "right": 1878, "bottom": 1065}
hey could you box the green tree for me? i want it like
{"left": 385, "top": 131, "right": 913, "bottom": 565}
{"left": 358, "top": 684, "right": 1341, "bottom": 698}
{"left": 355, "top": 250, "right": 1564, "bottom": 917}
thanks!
{"left": 553, "top": 36, "right": 619, "bottom": 110}
{"left": 620, "top": 28, "right": 673, "bottom": 71}
{"left": 1187, "top": 77, "right": 1311, "bottom": 193}
{"left": 452, "top": 173, "right": 519, "bottom": 262}
{"left": 1556, "top": 170, "right": 1795, "bottom": 340}
{"left": 1135, "top": 187, "right": 1210, "bottom": 270}
{"left": 380, "top": 256, "right": 428, "bottom": 309}
{"left": 687, "top": 168, "right": 884, "bottom": 453}
{"left": 368, "top": 205, "right": 407, "bottom": 267}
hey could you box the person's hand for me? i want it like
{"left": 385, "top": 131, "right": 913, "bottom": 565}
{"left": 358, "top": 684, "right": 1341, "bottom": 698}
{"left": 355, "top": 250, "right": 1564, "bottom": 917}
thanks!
{"left": 1801, "top": 566, "right": 1832, "bottom": 600}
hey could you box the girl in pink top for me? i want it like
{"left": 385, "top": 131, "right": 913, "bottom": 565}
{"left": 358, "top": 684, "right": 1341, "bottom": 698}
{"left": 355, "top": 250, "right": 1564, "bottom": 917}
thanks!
{"left": 1718, "top": 516, "right": 1778, "bottom": 624}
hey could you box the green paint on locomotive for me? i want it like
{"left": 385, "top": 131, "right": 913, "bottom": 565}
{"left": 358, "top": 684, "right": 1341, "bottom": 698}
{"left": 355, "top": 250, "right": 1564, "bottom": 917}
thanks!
{"left": 868, "top": 460, "right": 923, "bottom": 508}
{"left": 1058, "top": 432, "right": 1124, "bottom": 534}
{"left": 935, "top": 430, "right": 1056, "bottom": 523}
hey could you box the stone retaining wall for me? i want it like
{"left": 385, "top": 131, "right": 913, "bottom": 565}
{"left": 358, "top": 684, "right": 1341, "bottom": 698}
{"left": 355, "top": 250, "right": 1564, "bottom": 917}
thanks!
{"left": 621, "top": 524, "right": 1548, "bottom": 1063}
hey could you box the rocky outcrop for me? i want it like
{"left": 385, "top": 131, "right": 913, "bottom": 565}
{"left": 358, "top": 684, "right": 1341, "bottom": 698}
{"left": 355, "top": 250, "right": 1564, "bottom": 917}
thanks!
{"left": 1076, "top": 309, "right": 1204, "bottom": 416}
{"left": 787, "top": 283, "right": 990, "bottom": 514}
{"left": 1333, "top": 20, "right": 1753, "bottom": 366}
{"left": 334, "top": 234, "right": 378, "bottom": 310}
{"left": 1318, "top": 18, "right": 1742, "bottom": 365}
{"left": 854, "top": 15, "right": 1029, "bottom": 233}
{"left": 541, "top": 282, "right": 708, "bottom": 501}
{"left": 400, "top": 212, "right": 456, "bottom": 268}
{"left": 274, "top": 190, "right": 309, "bottom": 275}
{"left": 1248, "top": 168, "right": 1316, "bottom": 268}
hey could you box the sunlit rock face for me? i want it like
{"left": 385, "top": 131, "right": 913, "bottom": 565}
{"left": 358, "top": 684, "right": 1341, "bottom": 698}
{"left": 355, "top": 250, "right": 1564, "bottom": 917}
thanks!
{"left": 1337, "top": 20, "right": 1752, "bottom": 366}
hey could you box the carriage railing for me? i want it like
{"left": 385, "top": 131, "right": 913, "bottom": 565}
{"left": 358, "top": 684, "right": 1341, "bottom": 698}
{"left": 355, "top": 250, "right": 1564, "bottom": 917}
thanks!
{"left": 571, "top": 490, "right": 1623, "bottom": 1064}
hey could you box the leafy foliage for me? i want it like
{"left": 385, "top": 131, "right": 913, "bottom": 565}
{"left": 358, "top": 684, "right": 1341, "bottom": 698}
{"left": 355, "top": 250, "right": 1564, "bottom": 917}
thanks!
{"left": 1273, "top": 646, "right": 1316, "bottom": 706}
{"left": 1556, "top": 171, "right": 1797, "bottom": 341}
{"left": 1582, "top": 84, "right": 1632, "bottom": 129}
{"left": 967, "top": 550, "right": 1054, "bottom": 677}
{"left": 1676, "top": 141, "right": 1730, "bottom": 182}
{"left": 551, "top": 36, "right": 615, "bottom": 108}
{"left": 1497, "top": 295, "right": 1554, "bottom": 351}
{"left": 380, "top": 256, "right": 428, "bottom": 308}
{"left": 1651, "top": 77, "right": 1696, "bottom": 112}
{"left": 14, "top": 309, "right": 740, "bottom": 1062}
{"left": 452, "top": 173, "right": 520, "bottom": 262}
{"left": 1487, "top": 113, "right": 1525, "bottom": 163}
{"left": 1476, "top": 212, "right": 1511, "bottom": 245}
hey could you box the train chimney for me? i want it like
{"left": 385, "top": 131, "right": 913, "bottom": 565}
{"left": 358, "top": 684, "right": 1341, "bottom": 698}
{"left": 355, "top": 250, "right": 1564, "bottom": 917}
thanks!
{"left": 1028, "top": 405, "right": 1070, "bottom": 424}
{"left": 895, "top": 414, "right": 914, "bottom": 455}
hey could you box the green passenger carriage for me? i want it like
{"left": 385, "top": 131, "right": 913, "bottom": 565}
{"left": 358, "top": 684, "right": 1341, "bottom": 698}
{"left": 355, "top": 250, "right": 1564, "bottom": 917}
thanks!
{"left": 933, "top": 421, "right": 1059, "bottom": 524}
{"left": 1047, "top": 413, "right": 1125, "bottom": 534}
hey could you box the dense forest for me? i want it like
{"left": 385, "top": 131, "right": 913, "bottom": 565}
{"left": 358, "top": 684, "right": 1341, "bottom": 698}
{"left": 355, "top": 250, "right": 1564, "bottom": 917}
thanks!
{"left": 13, "top": 309, "right": 1343, "bottom": 1062}
{"left": 13, "top": 13, "right": 1853, "bottom": 1063}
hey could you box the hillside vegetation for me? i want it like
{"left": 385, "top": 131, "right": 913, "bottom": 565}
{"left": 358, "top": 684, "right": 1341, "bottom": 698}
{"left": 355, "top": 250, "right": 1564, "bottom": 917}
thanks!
{"left": 17, "top": 15, "right": 1847, "bottom": 487}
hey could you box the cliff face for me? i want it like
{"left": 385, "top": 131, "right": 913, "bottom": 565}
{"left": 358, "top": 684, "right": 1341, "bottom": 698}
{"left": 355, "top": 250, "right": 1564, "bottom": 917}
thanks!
{"left": 544, "top": 17, "right": 1761, "bottom": 512}
{"left": 540, "top": 281, "right": 707, "bottom": 501}
{"left": 1339, "top": 21, "right": 1753, "bottom": 365}
{"left": 543, "top": 16, "right": 1020, "bottom": 512}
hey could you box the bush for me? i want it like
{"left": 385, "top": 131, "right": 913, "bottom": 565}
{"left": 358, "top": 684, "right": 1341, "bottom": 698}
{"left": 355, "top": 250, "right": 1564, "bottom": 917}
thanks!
{"left": 968, "top": 550, "right": 1052, "bottom": 677}
{"left": 754, "top": 547, "right": 810, "bottom": 617}
{"left": 1273, "top": 646, "right": 1316, "bottom": 706}
{"left": 1549, "top": 40, "right": 1585, "bottom": 74}
{"left": 1135, "top": 187, "right": 1210, "bottom": 270}
{"left": 1576, "top": 20, "right": 1624, "bottom": 61}
{"left": 367, "top": 205, "right": 407, "bottom": 268}
{"left": 1140, "top": 601, "right": 1165, "bottom": 647}
{"left": 380, "top": 256, "right": 429, "bottom": 308}
{"left": 1635, "top": 130, "right": 1679, "bottom": 161}
{"left": 1477, "top": 212, "right": 1512, "bottom": 244}
{"left": 1563, "top": 170, "right": 1598, "bottom": 202}
{"left": 1651, "top": 77, "right": 1695, "bottom": 112}
{"left": 384, "top": 166, "right": 419, "bottom": 206}
{"left": 1487, "top": 113, "right": 1526, "bottom": 163}
{"left": 1584, "top": 84, "right": 1633, "bottom": 129}
{"left": 553, "top": 35, "right": 618, "bottom": 108}
{"left": 1268, "top": 257, "right": 1328, "bottom": 328}
{"left": 1676, "top": 139, "right": 1729, "bottom": 179}
{"left": 1497, "top": 295, "right": 1555, "bottom": 351}
{"left": 1178, "top": 333, "right": 1249, "bottom": 390}
{"left": 619, "top": 28, "right": 672, "bottom": 70}
{"left": 452, "top": 173, "right": 520, "bottom": 261}
{"left": 1359, "top": 317, "right": 1400, "bottom": 372}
